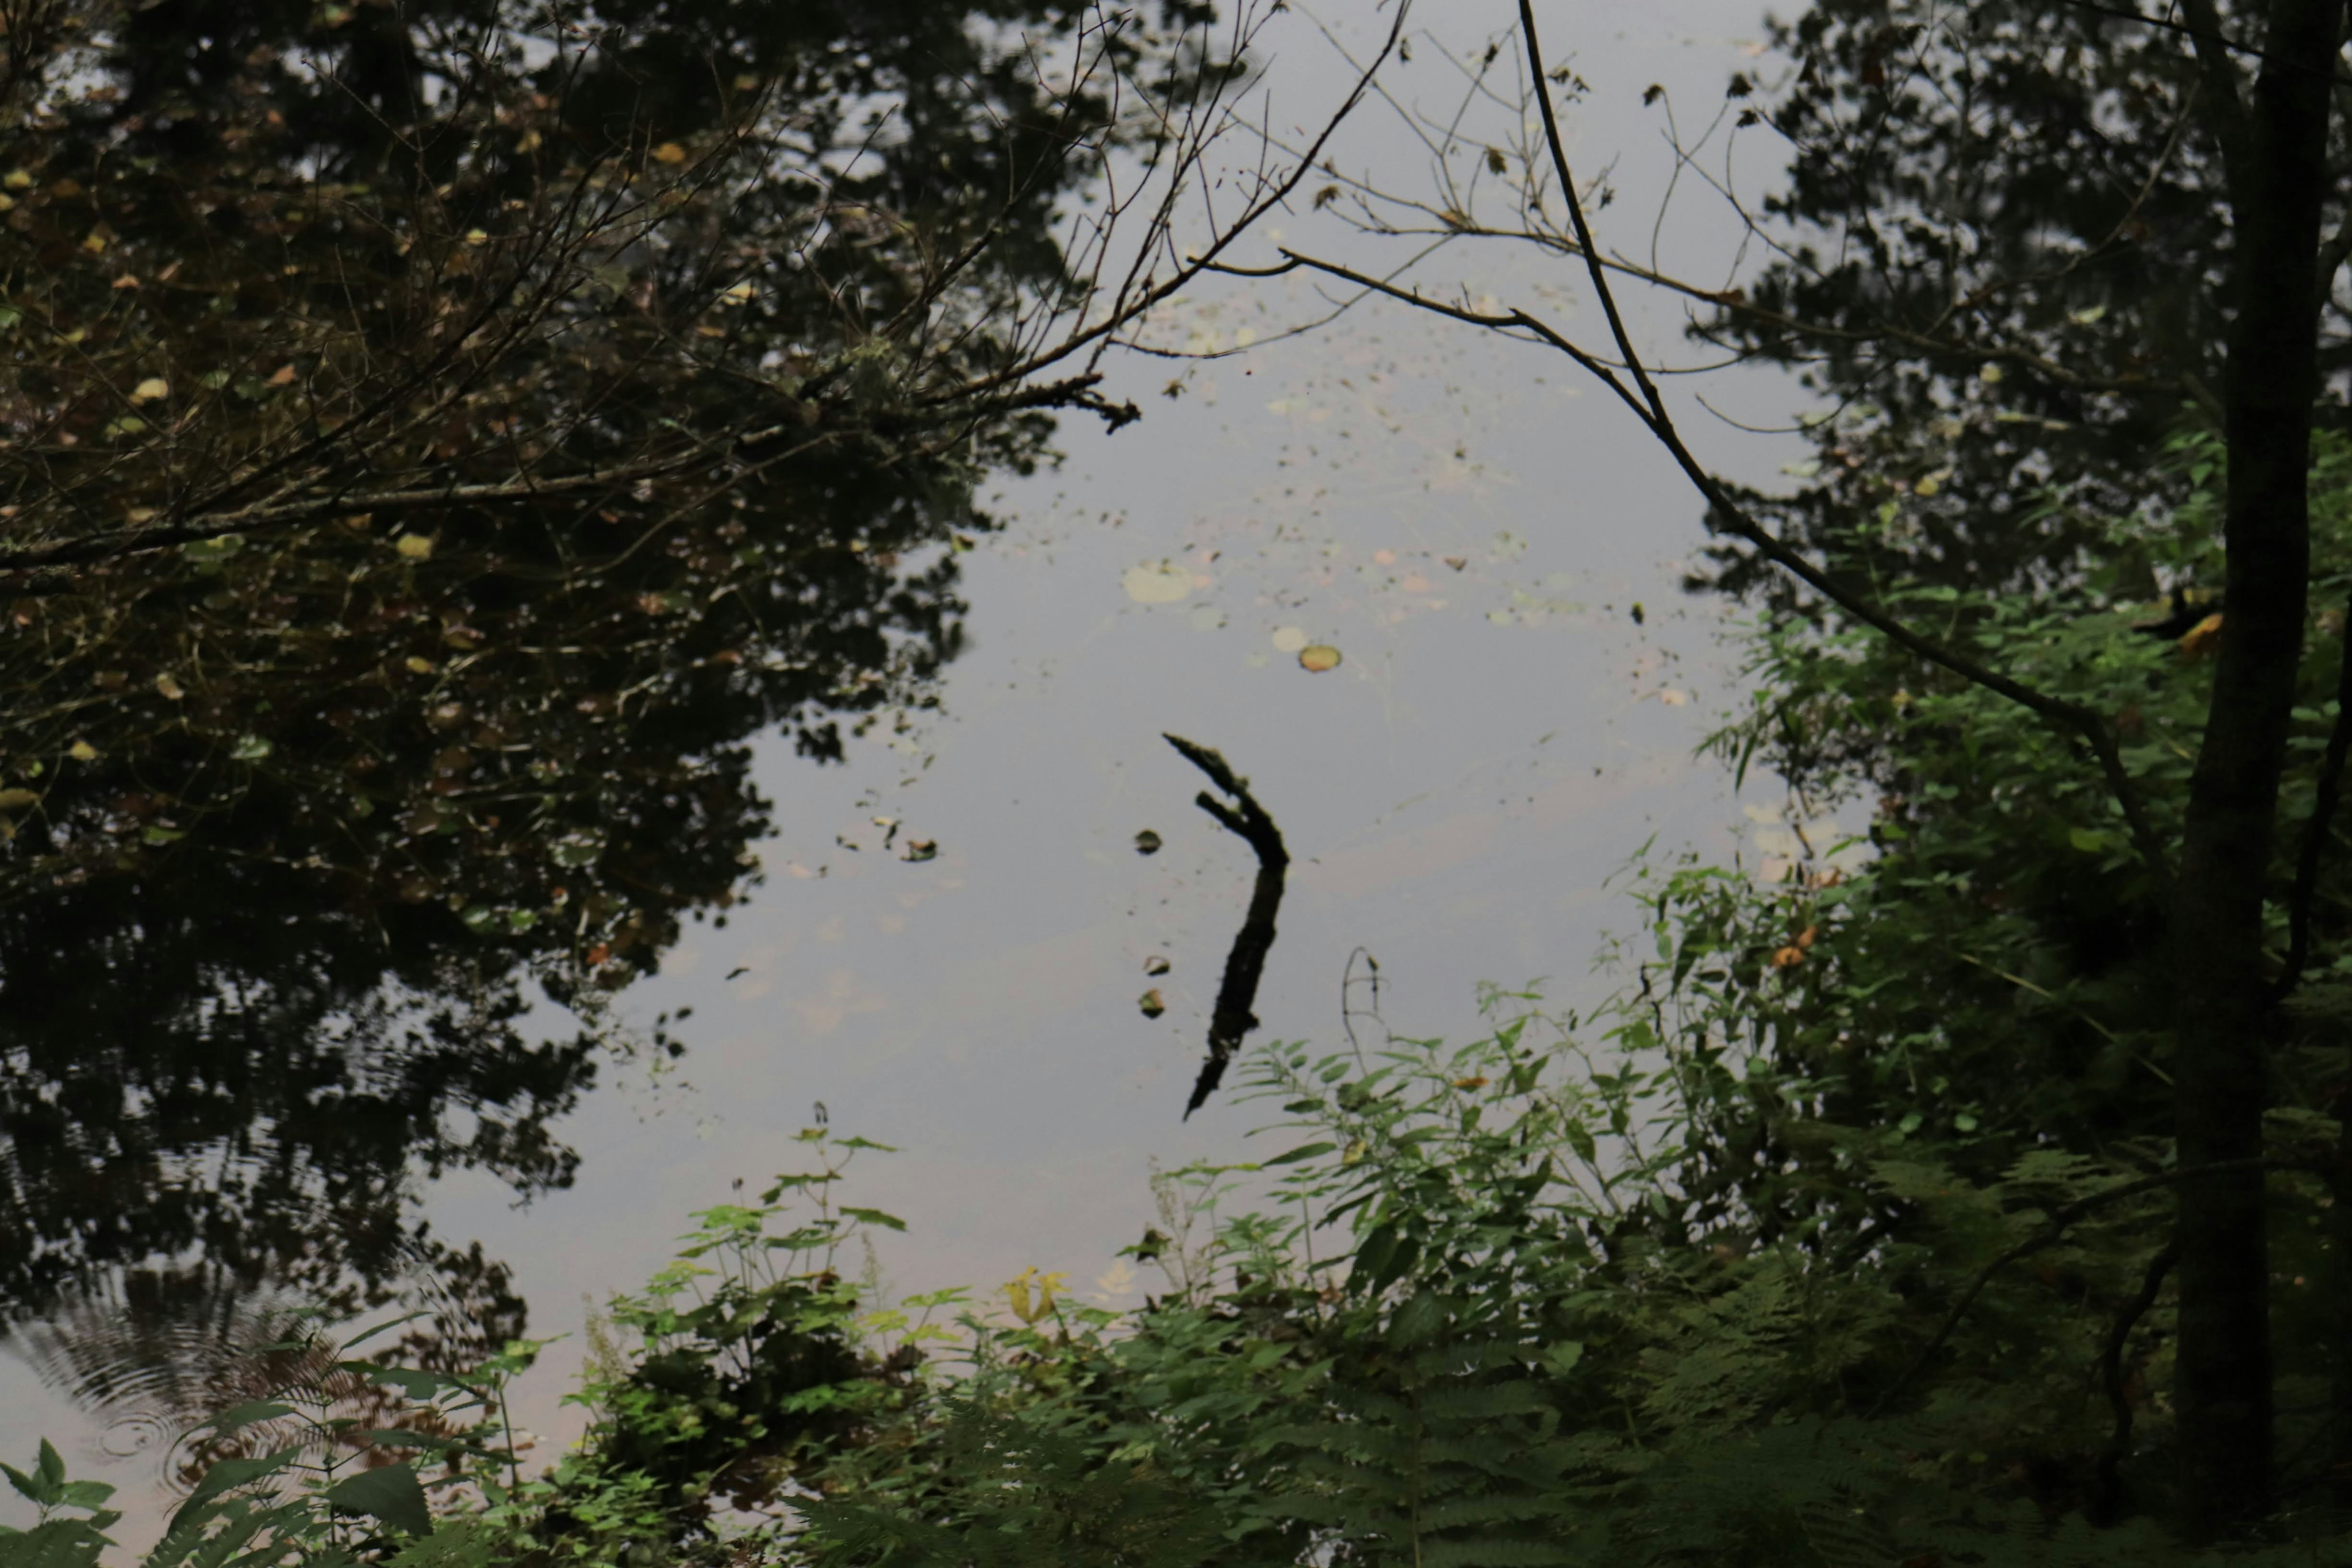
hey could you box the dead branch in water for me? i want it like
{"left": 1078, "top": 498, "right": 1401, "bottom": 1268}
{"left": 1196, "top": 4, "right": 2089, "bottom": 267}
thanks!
{"left": 1164, "top": 734, "right": 1288, "bottom": 1118}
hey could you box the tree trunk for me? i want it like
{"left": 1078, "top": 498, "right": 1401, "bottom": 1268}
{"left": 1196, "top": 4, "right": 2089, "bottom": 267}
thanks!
{"left": 2173, "top": 0, "right": 2339, "bottom": 1536}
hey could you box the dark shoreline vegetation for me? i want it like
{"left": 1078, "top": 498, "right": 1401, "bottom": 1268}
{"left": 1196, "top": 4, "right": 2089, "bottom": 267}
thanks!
{"left": 12, "top": 0, "right": 2352, "bottom": 1560}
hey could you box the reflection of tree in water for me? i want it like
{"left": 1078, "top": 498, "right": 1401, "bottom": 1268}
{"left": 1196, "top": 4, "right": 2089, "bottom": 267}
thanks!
{"left": 5, "top": 1246, "right": 523, "bottom": 1487}
{"left": 0, "top": 0, "right": 1222, "bottom": 1354}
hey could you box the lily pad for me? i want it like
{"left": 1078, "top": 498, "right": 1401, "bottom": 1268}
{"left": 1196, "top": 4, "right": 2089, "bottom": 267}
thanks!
{"left": 1270, "top": 625, "right": 1308, "bottom": 654}
{"left": 1121, "top": 563, "right": 1191, "bottom": 604}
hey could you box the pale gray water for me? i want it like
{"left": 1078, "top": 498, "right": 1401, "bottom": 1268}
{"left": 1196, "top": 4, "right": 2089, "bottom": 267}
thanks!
{"left": 2, "top": 0, "right": 1820, "bottom": 1531}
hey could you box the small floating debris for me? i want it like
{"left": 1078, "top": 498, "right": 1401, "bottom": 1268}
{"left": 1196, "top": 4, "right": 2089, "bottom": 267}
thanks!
{"left": 1134, "top": 829, "right": 1163, "bottom": 855}
{"left": 901, "top": 838, "right": 938, "bottom": 862}
{"left": 1297, "top": 644, "right": 1342, "bottom": 673}
{"left": 1138, "top": 988, "right": 1167, "bottom": 1019}
{"left": 1144, "top": 955, "right": 1171, "bottom": 976}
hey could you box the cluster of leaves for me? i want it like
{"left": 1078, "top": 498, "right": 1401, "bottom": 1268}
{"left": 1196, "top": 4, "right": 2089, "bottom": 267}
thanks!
{"left": 392, "top": 1009, "right": 2334, "bottom": 1567}
{"left": 1684, "top": 0, "right": 2348, "bottom": 607}
{"left": 0, "top": 1302, "right": 550, "bottom": 1568}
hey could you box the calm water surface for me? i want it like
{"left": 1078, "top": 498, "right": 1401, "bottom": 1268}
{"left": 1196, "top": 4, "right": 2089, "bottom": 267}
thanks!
{"left": 1, "top": 0, "right": 1811, "bottom": 1530}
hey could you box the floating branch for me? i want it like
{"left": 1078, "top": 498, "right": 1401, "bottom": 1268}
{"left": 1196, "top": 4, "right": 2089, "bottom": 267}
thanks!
{"left": 1164, "top": 734, "right": 1289, "bottom": 1118}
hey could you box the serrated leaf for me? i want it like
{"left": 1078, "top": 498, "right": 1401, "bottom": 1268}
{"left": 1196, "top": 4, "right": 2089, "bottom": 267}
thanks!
{"left": 325, "top": 1460, "right": 432, "bottom": 1537}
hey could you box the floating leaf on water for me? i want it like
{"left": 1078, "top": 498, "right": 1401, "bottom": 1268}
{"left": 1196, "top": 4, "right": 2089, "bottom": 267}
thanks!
{"left": 1189, "top": 605, "right": 1226, "bottom": 631}
{"left": 1269, "top": 625, "right": 1308, "bottom": 654}
{"left": 1144, "top": 955, "right": 1171, "bottom": 976}
{"left": 1657, "top": 688, "right": 1689, "bottom": 706}
{"left": 1137, "top": 989, "right": 1166, "bottom": 1019}
{"left": 1443, "top": 556, "right": 1468, "bottom": 571}
{"left": 902, "top": 838, "right": 938, "bottom": 862}
{"left": 1134, "top": 829, "right": 1163, "bottom": 855}
{"left": 1298, "top": 644, "right": 1341, "bottom": 672}
{"left": 1121, "top": 563, "right": 1191, "bottom": 604}
{"left": 551, "top": 833, "right": 605, "bottom": 868}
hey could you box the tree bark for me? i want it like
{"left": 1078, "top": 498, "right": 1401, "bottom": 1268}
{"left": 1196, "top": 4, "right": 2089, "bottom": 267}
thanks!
{"left": 2173, "top": 0, "right": 2339, "bottom": 1536}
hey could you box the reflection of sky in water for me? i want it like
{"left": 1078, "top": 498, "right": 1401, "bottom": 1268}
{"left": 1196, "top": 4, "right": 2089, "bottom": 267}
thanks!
{"left": 3, "top": 0, "right": 1824, "bottom": 1526}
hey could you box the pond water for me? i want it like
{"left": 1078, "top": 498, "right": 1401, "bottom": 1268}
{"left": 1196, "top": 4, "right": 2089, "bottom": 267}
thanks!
{"left": 0, "top": 0, "right": 1811, "bottom": 1536}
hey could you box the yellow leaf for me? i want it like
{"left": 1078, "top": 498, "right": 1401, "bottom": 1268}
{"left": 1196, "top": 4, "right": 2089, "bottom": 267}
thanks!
{"left": 267, "top": 363, "right": 297, "bottom": 386}
{"left": 154, "top": 673, "right": 186, "bottom": 700}
{"left": 395, "top": 533, "right": 435, "bottom": 560}
{"left": 2179, "top": 611, "right": 2225, "bottom": 661}
{"left": 80, "top": 229, "right": 108, "bottom": 254}
{"left": 464, "top": 228, "right": 489, "bottom": 245}
{"left": 111, "top": 273, "right": 139, "bottom": 289}
{"left": 2, "top": 170, "right": 29, "bottom": 189}
{"left": 0, "top": 788, "right": 37, "bottom": 810}
{"left": 405, "top": 655, "right": 437, "bottom": 674}
{"left": 1980, "top": 363, "right": 2004, "bottom": 383}
{"left": 1771, "top": 945, "right": 1806, "bottom": 969}
{"left": 1298, "top": 644, "right": 1342, "bottom": 673}
{"left": 68, "top": 741, "right": 96, "bottom": 761}
{"left": 129, "top": 377, "right": 169, "bottom": 403}
{"left": 651, "top": 141, "right": 688, "bottom": 165}
{"left": 1138, "top": 988, "right": 1166, "bottom": 1018}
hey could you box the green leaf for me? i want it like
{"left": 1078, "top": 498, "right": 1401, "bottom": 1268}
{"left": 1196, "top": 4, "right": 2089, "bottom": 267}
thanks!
{"left": 171, "top": 1447, "right": 301, "bottom": 1529}
{"left": 51, "top": 1482, "right": 111, "bottom": 1513}
{"left": 2, "top": 1461, "right": 53, "bottom": 1509}
{"left": 203, "top": 1400, "right": 295, "bottom": 1434}
{"left": 839, "top": 1206, "right": 907, "bottom": 1231}
{"left": 338, "top": 1361, "right": 467, "bottom": 1401}
{"left": 1263, "top": 1141, "right": 1336, "bottom": 1167}
{"left": 33, "top": 1442, "right": 61, "bottom": 1494}
{"left": 325, "top": 1460, "right": 432, "bottom": 1538}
